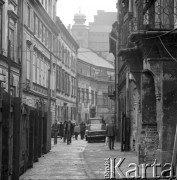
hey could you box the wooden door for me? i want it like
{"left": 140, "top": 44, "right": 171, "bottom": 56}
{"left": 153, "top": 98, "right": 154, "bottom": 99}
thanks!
{"left": 1, "top": 91, "right": 11, "bottom": 180}
{"left": 12, "top": 98, "right": 21, "bottom": 180}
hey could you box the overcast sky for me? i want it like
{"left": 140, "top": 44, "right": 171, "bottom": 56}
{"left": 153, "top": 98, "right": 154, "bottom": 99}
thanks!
{"left": 56, "top": 0, "right": 117, "bottom": 27}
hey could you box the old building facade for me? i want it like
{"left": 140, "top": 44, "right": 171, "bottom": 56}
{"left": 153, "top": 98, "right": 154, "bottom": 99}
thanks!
{"left": 0, "top": 0, "right": 79, "bottom": 179}
{"left": 21, "top": 0, "right": 79, "bottom": 124}
{"left": 55, "top": 17, "right": 79, "bottom": 123}
{"left": 110, "top": 0, "right": 177, "bottom": 167}
{"left": 18, "top": 1, "right": 59, "bottom": 162}
{"left": 0, "top": 0, "right": 20, "bottom": 97}
{"left": 77, "top": 48, "right": 115, "bottom": 123}
{"left": 0, "top": 0, "right": 22, "bottom": 179}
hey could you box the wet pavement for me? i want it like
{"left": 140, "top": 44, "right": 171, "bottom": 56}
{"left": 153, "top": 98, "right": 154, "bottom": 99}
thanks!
{"left": 19, "top": 137, "right": 140, "bottom": 180}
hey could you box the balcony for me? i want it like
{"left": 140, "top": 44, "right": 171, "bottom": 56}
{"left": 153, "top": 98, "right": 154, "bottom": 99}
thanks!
{"left": 108, "top": 85, "right": 115, "bottom": 100}
{"left": 137, "top": 0, "right": 177, "bottom": 30}
{"left": 119, "top": 0, "right": 177, "bottom": 47}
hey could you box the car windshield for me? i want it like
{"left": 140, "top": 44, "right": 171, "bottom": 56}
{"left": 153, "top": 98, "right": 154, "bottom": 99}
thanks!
{"left": 89, "top": 124, "right": 102, "bottom": 130}
{"left": 88, "top": 119, "right": 102, "bottom": 124}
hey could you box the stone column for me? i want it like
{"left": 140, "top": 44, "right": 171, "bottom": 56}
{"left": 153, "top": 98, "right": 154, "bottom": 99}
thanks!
{"left": 130, "top": 31, "right": 177, "bottom": 166}
{"left": 148, "top": 59, "right": 177, "bottom": 166}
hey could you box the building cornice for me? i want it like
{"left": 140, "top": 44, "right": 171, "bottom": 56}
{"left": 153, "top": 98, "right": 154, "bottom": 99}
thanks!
{"left": 0, "top": 54, "right": 21, "bottom": 69}
{"left": 77, "top": 58, "right": 114, "bottom": 72}
{"left": 78, "top": 73, "right": 113, "bottom": 84}
{"left": 8, "top": 10, "right": 18, "bottom": 21}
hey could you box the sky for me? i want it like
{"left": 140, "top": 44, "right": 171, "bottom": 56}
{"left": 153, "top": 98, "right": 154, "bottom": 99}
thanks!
{"left": 56, "top": 0, "right": 117, "bottom": 28}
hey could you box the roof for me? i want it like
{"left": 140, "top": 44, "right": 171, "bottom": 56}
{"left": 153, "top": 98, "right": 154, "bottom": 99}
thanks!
{"left": 78, "top": 48, "right": 114, "bottom": 69}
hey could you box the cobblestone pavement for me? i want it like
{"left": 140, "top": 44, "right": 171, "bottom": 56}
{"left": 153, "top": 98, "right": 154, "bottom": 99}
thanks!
{"left": 84, "top": 141, "right": 154, "bottom": 179}
{"left": 20, "top": 137, "right": 152, "bottom": 180}
{"left": 19, "top": 137, "right": 89, "bottom": 180}
{"left": 84, "top": 141, "right": 138, "bottom": 179}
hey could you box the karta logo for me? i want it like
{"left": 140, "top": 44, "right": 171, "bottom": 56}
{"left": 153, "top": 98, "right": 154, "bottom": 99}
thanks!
{"left": 104, "top": 158, "right": 176, "bottom": 179}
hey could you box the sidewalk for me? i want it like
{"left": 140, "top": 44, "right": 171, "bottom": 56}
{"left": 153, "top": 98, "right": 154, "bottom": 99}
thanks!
{"left": 19, "top": 137, "right": 89, "bottom": 180}
{"left": 83, "top": 141, "right": 138, "bottom": 179}
{"left": 83, "top": 141, "right": 154, "bottom": 179}
{"left": 19, "top": 138, "right": 154, "bottom": 180}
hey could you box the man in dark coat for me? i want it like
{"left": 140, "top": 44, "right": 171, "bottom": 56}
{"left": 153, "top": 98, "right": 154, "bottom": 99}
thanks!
{"left": 80, "top": 122, "right": 86, "bottom": 140}
{"left": 63, "top": 121, "right": 67, "bottom": 143}
{"left": 52, "top": 120, "right": 58, "bottom": 145}
{"left": 59, "top": 122, "right": 63, "bottom": 139}
{"left": 106, "top": 119, "right": 116, "bottom": 150}
{"left": 65, "top": 120, "right": 74, "bottom": 144}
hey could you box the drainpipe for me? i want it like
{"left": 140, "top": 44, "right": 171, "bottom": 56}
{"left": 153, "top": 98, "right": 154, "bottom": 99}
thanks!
{"left": 75, "top": 50, "right": 78, "bottom": 124}
{"left": 18, "top": 0, "right": 24, "bottom": 98}
{"left": 47, "top": 52, "right": 52, "bottom": 151}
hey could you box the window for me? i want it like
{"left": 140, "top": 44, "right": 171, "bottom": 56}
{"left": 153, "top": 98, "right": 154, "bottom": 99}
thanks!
{"left": 48, "top": 0, "right": 51, "bottom": 14}
{"left": 62, "top": 45, "right": 64, "bottom": 63}
{"left": 71, "top": 55, "right": 73, "bottom": 71}
{"left": 62, "top": 70, "right": 65, "bottom": 92}
{"left": 74, "top": 78, "right": 76, "bottom": 97}
{"left": 86, "top": 89, "right": 89, "bottom": 103}
{"left": 48, "top": 32, "right": 51, "bottom": 49}
{"left": 59, "top": 67, "right": 62, "bottom": 91}
{"left": 59, "top": 41, "right": 61, "bottom": 59}
{"left": 27, "top": 5, "right": 30, "bottom": 27}
{"left": 37, "top": 54, "right": 40, "bottom": 84}
{"left": 8, "top": 28, "right": 15, "bottom": 60}
{"left": 38, "top": 20, "right": 42, "bottom": 39}
{"left": 52, "top": 67, "right": 56, "bottom": 90}
{"left": 34, "top": 15, "right": 38, "bottom": 35}
{"left": 56, "top": 66, "right": 59, "bottom": 90}
{"left": 46, "top": 30, "right": 48, "bottom": 47}
{"left": 53, "top": 36, "right": 55, "bottom": 54}
{"left": 103, "top": 93, "right": 108, "bottom": 106}
{"left": 33, "top": 53, "right": 36, "bottom": 82}
{"left": 44, "top": 62, "right": 48, "bottom": 87}
{"left": 26, "top": 45, "right": 31, "bottom": 79}
{"left": 45, "top": 0, "right": 47, "bottom": 10}
{"left": 64, "top": 48, "right": 67, "bottom": 65}
{"left": 41, "top": 25, "right": 43, "bottom": 42}
{"left": 56, "top": 39, "right": 59, "bottom": 57}
{"left": 65, "top": 72, "right": 67, "bottom": 95}
{"left": 68, "top": 74, "right": 70, "bottom": 96}
{"left": 71, "top": 77, "right": 74, "bottom": 96}
{"left": 91, "top": 90, "right": 94, "bottom": 104}
{"left": 78, "top": 88, "right": 80, "bottom": 102}
{"left": 41, "top": 58, "right": 44, "bottom": 86}
{"left": 82, "top": 88, "right": 85, "bottom": 103}
{"left": 95, "top": 91, "right": 97, "bottom": 105}
{"left": 46, "top": 63, "right": 49, "bottom": 87}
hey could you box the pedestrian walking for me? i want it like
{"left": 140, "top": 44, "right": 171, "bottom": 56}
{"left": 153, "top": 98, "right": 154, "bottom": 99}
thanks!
{"left": 106, "top": 119, "right": 116, "bottom": 150}
{"left": 59, "top": 122, "right": 63, "bottom": 139}
{"left": 52, "top": 120, "right": 59, "bottom": 145}
{"left": 66, "top": 120, "right": 73, "bottom": 144}
{"left": 63, "top": 121, "right": 67, "bottom": 143}
{"left": 74, "top": 123, "right": 80, "bottom": 140}
{"left": 80, "top": 122, "right": 86, "bottom": 140}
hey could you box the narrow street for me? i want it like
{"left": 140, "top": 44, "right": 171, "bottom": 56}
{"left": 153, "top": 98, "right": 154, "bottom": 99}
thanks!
{"left": 19, "top": 137, "right": 139, "bottom": 180}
